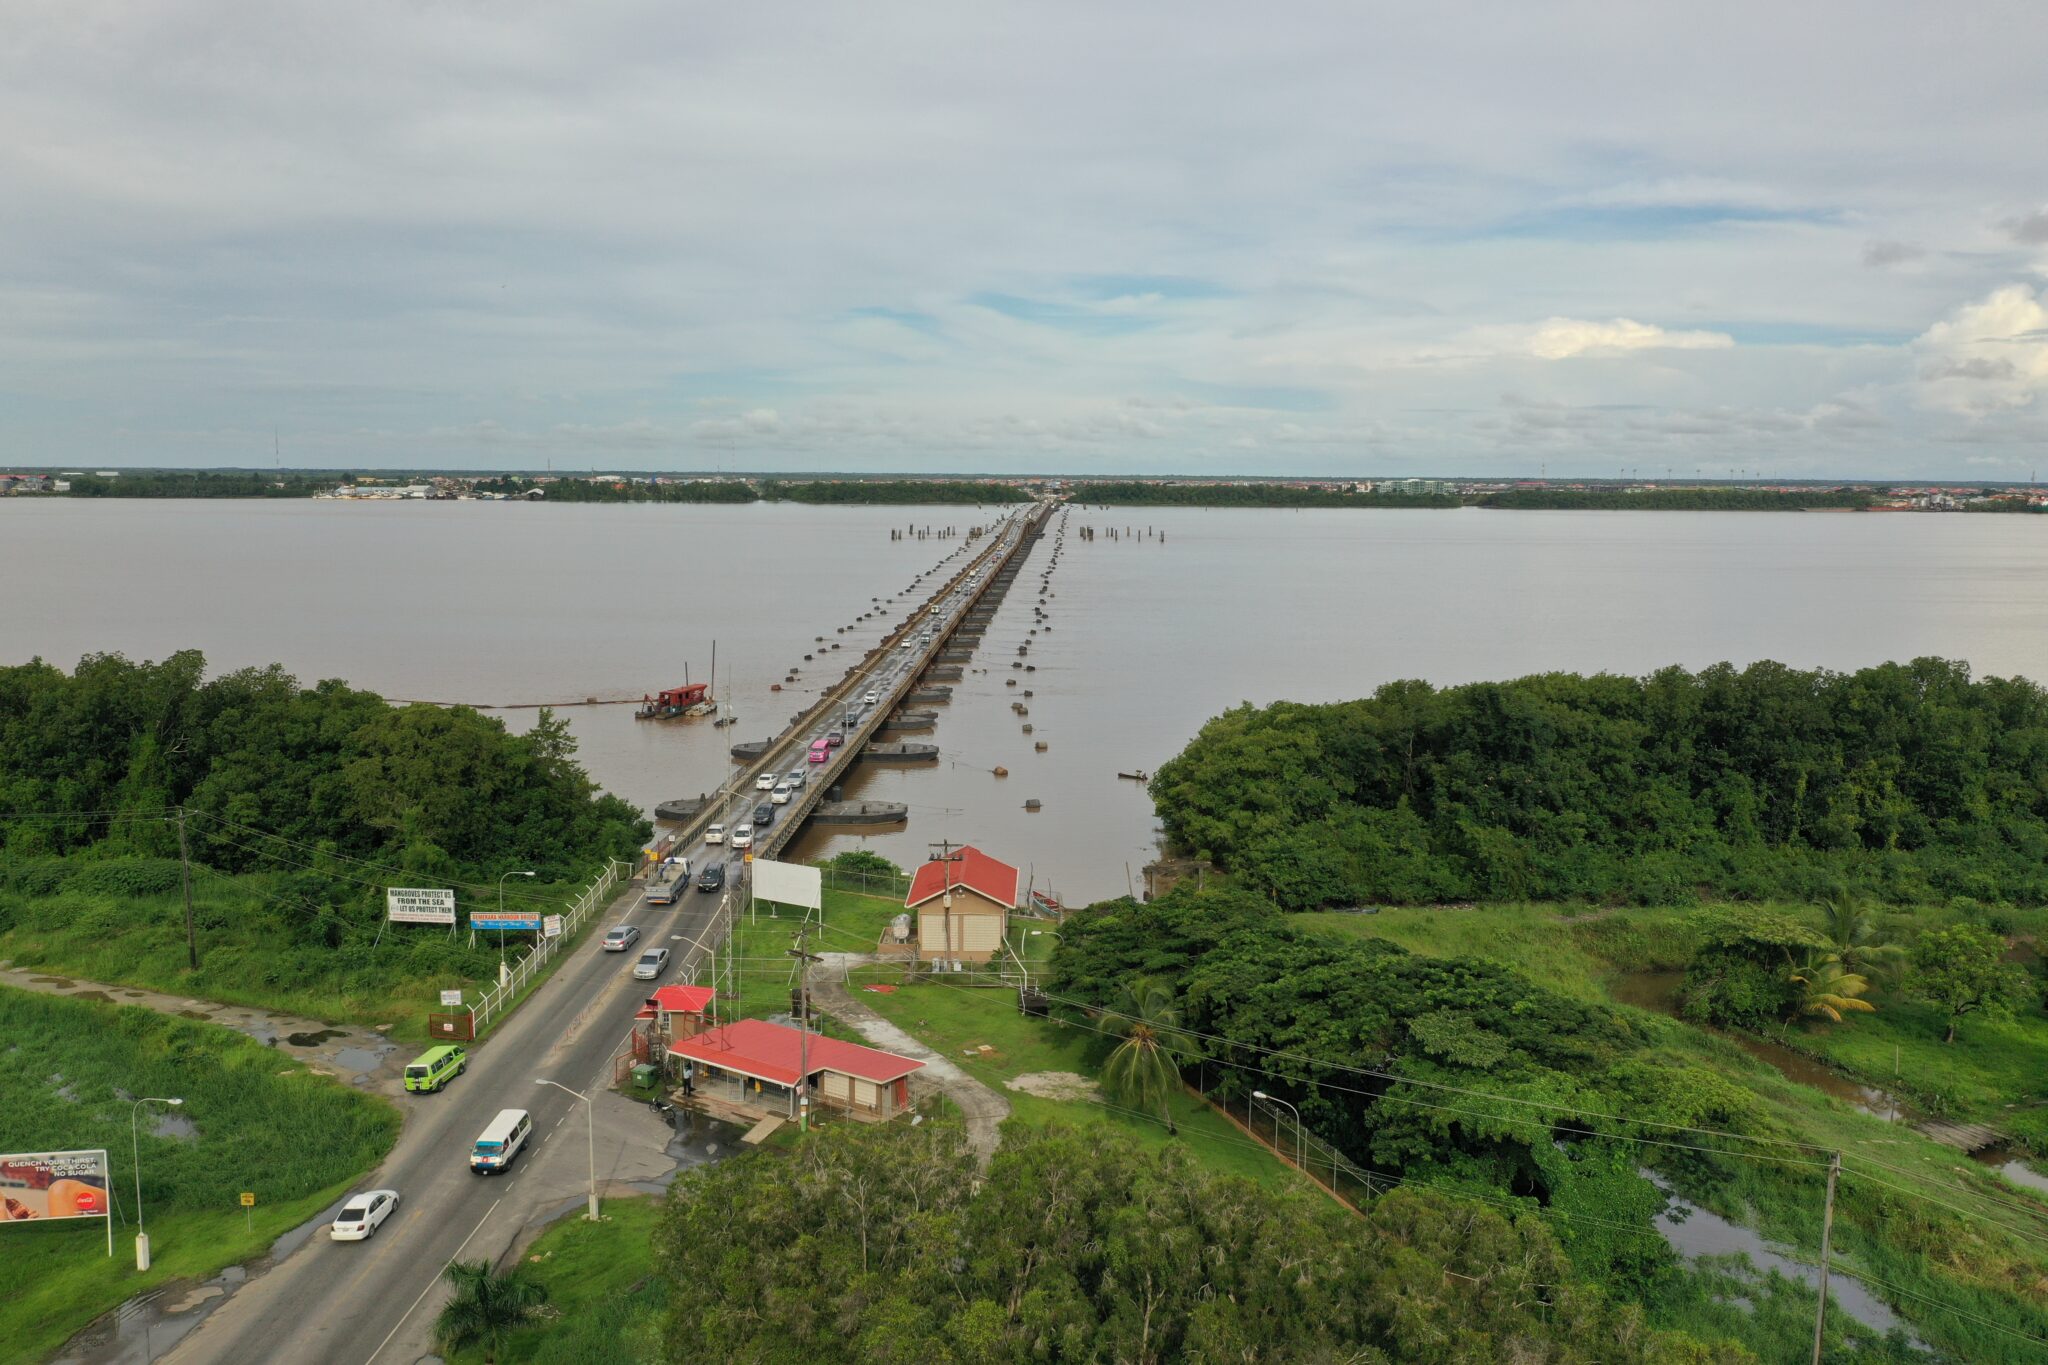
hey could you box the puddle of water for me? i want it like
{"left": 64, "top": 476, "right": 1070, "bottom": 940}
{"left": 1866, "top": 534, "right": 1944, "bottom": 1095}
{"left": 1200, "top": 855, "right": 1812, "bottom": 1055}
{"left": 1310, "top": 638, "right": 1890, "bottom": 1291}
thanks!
{"left": 177, "top": 1010, "right": 212, "bottom": 1021}
{"left": 30, "top": 975, "right": 77, "bottom": 988}
{"left": 152, "top": 1112, "right": 200, "bottom": 1142}
{"left": 1607, "top": 968, "right": 1684, "bottom": 1013}
{"left": 330, "top": 1046, "right": 385, "bottom": 1073}
{"left": 284, "top": 1029, "right": 346, "bottom": 1047}
{"left": 1644, "top": 1170, "right": 1924, "bottom": 1347}
{"left": 69, "top": 990, "right": 116, "bottom": 1005}
{"left": 1969, "top": 1145, "right": 2048, "bottom": 1195}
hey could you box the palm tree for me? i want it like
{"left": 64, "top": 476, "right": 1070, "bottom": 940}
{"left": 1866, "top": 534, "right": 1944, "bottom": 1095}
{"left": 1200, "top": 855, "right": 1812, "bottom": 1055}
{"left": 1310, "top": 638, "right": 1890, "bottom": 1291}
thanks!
{"left": 1101, "top": 976, "right": 1194, "bottom": 1135}
{"left": 1787, "top": 952, "right": 1879, "bottom": 1024}
{"left": 433, "top": 1258, "right": 549, "bottom": 1362}
{"left": 1818, "top": 891, "right": 1906, "bottom": 984}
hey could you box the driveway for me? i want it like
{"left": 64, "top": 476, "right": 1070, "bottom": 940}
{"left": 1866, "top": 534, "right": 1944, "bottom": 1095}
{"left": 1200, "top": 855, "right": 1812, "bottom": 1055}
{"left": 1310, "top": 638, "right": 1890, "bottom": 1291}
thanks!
{"left": 808, "top": 953, "right": 1009, "bottom": 1171}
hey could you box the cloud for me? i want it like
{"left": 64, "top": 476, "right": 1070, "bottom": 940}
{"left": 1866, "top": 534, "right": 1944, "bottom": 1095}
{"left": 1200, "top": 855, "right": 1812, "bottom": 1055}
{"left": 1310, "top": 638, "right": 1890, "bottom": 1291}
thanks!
{"left": 1520, "top": 317, "right": 1735, "bottom": 360}
{"left": 1913, "top": 284, "right": 2048, "bottom": 413}
{"left": 1999, "top": 208, "right": 2048, "bottom": 245}
{"left": 1862, "top": 240, "right": 1923, "bottom": 268}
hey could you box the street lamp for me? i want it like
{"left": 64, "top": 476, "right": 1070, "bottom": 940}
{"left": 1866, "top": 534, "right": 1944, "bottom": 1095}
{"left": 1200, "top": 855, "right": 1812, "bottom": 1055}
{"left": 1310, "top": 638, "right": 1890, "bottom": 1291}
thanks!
{"left": 498, "top": 870, "right": 536, "bottom": 970}
{"left": 130, "top": 1096, "right": 183, "bottom": 1270}
{"left": 1251, "top": 1090, "right": 1304, "bottom": 1170}
{"left": 535, "top": 1079, "right": 599, "bottom": 1221}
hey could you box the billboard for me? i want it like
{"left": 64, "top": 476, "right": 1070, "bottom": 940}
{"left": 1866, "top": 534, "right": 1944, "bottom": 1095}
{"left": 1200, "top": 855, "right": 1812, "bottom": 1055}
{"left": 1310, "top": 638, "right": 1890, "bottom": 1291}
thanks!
{"left": 542, "top": 914, "right": 564, "bottom": 939}
{"left": 752, "top": 858, "right": 822, "bottom": 912}
{"left": 472, "top": 911, "right": 543, "bottom": 931}
{"left": 0, "top": 1150, "right": 110, "bottom": 1222}
{"left": 387, "top": 887, "right": 457, "bottom": 925}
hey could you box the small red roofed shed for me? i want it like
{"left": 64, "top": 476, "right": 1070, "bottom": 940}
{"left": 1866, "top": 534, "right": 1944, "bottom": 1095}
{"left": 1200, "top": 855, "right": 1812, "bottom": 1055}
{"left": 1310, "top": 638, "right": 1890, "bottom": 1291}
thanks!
{"left": 905, "top": 845, "right": 1019, "bottom": 965}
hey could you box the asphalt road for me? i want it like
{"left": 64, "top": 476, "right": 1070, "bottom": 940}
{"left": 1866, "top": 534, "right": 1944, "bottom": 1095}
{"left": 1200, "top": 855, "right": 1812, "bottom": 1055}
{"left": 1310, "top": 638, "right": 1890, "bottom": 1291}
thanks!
{"left": 165, "top": 509, "right": 1036, "bottom": 1365}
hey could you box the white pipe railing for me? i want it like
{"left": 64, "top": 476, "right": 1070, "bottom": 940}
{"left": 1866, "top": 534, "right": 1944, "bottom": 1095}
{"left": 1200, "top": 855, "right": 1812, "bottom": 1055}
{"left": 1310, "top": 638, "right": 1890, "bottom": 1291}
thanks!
{"left": 469, "top": 859, "right": 625, "bottom": 1035}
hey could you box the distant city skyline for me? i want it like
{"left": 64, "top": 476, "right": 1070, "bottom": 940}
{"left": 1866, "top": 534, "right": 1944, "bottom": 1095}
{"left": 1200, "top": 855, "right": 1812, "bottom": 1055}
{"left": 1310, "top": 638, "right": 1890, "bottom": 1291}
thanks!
{"left": 4, "top": 3, "right": 2046, "bottom": 477}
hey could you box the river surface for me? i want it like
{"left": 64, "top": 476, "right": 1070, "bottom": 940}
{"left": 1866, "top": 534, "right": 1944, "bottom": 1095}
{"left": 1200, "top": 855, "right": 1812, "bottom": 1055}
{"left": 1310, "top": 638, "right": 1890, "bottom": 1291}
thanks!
{"left": 6, "top": 499, "right": 2048, "bottom": 903}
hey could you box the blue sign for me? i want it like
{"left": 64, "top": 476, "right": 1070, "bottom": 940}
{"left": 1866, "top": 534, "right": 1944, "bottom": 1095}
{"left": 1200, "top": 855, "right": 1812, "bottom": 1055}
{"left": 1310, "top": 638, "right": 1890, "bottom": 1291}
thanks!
{"left": 471, "top": 913, "right": 542, "bottom": 931}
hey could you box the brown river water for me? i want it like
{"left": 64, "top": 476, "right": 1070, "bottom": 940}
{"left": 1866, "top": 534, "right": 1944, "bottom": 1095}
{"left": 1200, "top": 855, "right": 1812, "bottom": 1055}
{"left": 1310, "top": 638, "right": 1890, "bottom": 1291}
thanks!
{"left": 8, "top": 499, "right": 2048, "bottom": 903}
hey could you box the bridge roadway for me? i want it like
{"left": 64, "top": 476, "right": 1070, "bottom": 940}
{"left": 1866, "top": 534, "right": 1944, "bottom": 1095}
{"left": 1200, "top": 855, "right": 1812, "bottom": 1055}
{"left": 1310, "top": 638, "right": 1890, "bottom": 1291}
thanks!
{"left": 164, "top": 504, "right": 1047, "bottom": 1365}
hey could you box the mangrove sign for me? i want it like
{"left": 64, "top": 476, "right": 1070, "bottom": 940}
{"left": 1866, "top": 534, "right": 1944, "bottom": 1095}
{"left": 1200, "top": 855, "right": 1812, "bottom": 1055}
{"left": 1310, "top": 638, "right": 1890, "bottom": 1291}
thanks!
{"left": 472, "top": 911, "right": 543, "bottom": 932}
{"left": 387, "top": 887, "right": 457, "bottom": 925}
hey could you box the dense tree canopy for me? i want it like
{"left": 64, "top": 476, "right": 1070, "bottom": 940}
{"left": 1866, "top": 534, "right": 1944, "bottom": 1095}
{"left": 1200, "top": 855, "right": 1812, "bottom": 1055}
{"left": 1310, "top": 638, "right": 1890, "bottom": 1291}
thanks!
{"left": 1476, "top": 489, "right": 1871, "bottom": 511}
{"left": 653, "top": 1122, "right": 1737, "bottom": 1364}
{"left": 0, "top": 650, "right": 647, "bottom": 881}
{"left": 1152, "top": 658, "right": 2048, "bottom": 908}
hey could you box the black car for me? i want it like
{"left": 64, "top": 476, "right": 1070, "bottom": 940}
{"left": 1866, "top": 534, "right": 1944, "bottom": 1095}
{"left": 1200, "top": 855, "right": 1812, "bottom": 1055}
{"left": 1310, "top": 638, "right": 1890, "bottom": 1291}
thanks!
{"left": 753, "top": 802, "right": 775, "bottom": 826}
{"left": 696, "top": 863, "right": 726, "bottom": 893}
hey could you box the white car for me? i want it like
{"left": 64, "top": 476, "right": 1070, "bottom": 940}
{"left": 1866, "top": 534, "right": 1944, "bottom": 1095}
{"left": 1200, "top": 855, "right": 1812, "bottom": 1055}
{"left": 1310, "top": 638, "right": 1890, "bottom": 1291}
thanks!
{"left": 705, "top": 824, "right": 725, "bottom": 845}
{"left": 330, "top": 1189, "right": 400, "bottom": 1241}
{"left": 632, "top": 947, "right": 671, "bottom": 981}
{"left": 770, "top": 782, "right": 792, "bottom": 805}
{"left": 755, "top": 773, "right": 777, "bottom": 791}
{"left": 863, "top": 690, "right": 879, "bottom": 704}
{"left": 731, "top": 824, "right": 754, "bottom": 850}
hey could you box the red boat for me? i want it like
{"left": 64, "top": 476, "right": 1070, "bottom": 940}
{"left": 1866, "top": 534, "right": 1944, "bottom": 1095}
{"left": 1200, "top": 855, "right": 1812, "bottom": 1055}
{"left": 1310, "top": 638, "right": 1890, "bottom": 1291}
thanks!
{"left": 636, "top": 683, "right": 711, "bottom": 719}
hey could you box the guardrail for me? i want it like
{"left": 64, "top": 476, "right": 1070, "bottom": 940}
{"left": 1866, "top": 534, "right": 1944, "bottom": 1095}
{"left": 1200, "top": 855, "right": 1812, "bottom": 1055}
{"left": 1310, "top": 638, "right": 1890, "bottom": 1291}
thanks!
{"left": 754, "top": 505, "right": 1050, "bottom": 860}
{"left": 665, "top": 511, "right": 1037, "bottom": 860}
{"left": 468, "top": 859, "right": 626, "bottom": 1035}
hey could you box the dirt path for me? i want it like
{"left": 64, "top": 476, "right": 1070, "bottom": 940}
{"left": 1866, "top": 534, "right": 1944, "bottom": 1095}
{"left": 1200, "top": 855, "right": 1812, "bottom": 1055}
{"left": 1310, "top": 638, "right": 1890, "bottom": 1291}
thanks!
{"left": 809, "top": 953, "right": 1010, "bottom": 1171}
{"left": 0, "top": 963, "right": 407, "bottom": 1096}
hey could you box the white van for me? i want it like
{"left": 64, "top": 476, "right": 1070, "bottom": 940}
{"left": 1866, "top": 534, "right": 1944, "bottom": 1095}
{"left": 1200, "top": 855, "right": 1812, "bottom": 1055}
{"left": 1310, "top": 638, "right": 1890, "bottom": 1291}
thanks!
{"left": 469, "top": 1108, "right": 532, "bottom": 1175}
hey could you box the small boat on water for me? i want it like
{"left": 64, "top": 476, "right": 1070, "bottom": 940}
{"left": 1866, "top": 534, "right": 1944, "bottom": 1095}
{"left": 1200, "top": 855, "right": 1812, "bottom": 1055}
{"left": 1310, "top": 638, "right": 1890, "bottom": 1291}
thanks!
{"left": 1117, "top": 769, "right": 1149, "bottom": 782}
{"left": 635, "top": 682, "right": 711, "bottom": 720}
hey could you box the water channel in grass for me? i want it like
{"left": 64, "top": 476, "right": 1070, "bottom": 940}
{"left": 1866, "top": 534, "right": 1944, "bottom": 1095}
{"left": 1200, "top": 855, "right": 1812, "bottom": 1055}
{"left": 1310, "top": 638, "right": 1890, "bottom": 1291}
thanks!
{"left": 1607, "top": 967, "right": 2048, "bottom": 1195}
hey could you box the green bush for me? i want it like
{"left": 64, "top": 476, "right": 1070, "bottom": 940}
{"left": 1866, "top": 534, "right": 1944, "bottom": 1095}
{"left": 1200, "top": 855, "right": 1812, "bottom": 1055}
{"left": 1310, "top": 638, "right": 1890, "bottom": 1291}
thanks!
{"left": 67, "top": 857, "right": 185, "bottom": 898}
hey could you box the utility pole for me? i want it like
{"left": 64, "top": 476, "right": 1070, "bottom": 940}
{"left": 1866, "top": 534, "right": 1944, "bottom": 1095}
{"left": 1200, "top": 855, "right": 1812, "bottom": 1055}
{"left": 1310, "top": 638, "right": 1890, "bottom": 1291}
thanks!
{"left": 787, "top": 921, "right": 824, "bottom": 1131}
{"left": 929, "top": 840, "right": 963, "bottom": 968}
{"left": 175, "top": 809, "right": 199, "bottom": 970}
{"left": 1811, "top": 1150, "right": 1841, "bottom": 1364}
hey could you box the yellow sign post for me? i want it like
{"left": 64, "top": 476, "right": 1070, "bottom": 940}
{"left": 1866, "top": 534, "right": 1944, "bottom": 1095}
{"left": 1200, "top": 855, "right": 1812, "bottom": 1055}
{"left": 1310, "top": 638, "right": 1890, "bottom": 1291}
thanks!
{"left": 240, "top": 1190, "right": 255, "bottom": 1232}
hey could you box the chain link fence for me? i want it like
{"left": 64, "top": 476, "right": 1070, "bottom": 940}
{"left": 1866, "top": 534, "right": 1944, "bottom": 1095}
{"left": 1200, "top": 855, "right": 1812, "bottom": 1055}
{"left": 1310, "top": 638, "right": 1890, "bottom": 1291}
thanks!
{"left": 465, "top": 859, "right": 626, "bottom": 1035}
{"left": 1232, "top": 1091, "right": 1385, "bottom": 1209}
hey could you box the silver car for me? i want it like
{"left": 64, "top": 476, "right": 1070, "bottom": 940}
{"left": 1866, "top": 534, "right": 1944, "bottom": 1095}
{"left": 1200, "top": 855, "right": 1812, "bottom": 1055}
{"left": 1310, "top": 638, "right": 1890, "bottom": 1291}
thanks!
{"left": 632, "top": 947, "right": 671, "bottom": 980}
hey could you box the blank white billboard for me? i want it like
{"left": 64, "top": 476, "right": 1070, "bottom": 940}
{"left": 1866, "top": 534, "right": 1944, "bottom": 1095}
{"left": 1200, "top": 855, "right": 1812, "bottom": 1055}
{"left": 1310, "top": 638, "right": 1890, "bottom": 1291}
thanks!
{"left": 752, "top": 858, "right": 822, "bottom": 911}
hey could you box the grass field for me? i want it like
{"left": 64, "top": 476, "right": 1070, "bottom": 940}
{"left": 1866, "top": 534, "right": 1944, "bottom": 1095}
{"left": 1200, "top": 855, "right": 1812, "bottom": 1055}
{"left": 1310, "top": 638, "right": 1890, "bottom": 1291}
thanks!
{"left": 720, "top": 887, "right": 904, "bottom": 1030}
{"left": 0, "top": 986, "right": 399, "bottom": 1362}
{"left": 445, "top": 1197, "right": 665, "bottom": 1365}
{"left": 0, "top": 864, "right": 603, "bottom": 1042}
{"left": 854, "top": 973, "right": 1297, "bottom": 1190}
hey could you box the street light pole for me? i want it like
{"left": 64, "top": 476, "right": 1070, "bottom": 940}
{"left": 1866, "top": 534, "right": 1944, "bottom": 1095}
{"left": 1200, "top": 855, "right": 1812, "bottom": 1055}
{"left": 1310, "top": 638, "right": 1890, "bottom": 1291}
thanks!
{"left": 1251, "top": 1090, "right": 1304, "bottom": 1170}
{"left": 498, "top": 870, "right": 536, "bottom": 973}
{"left": 535, "top": 1079, "right": 599, "bottom": 1221}
{"left": 130, "top": 1096, "right": 184, "bottom": 1270}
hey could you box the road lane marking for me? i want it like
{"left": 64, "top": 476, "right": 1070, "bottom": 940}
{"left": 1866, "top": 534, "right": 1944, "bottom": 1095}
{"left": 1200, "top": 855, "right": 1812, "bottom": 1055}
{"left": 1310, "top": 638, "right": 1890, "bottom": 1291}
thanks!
{"left": 361, "top": 1196, "right": 504, "bottom": 1365}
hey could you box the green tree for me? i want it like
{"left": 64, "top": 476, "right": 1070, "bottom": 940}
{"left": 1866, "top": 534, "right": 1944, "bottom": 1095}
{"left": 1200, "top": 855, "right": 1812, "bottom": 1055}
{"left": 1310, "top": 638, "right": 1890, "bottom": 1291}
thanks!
{"left": 1099, "top": 975, "right": 1194, "bottom": 1135}
{"left": 1909, "top": 924, "right": 2033, "bottom": 1043}
{"left": 1818, "top": 890, "right": 1906, "bottom": 984}
{"left": 1786, "top": 952, "right": 1878, "bottom": 1023}
{"left": 434, "top": 1259, "right": 550, "bottom": 1361}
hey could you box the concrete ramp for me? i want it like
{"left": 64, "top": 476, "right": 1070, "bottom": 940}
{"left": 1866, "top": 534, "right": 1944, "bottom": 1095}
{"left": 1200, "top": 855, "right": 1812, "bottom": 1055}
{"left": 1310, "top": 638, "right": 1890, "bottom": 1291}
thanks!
{"left": 741, "top": 1115, "right": 785, "bottom": 1145}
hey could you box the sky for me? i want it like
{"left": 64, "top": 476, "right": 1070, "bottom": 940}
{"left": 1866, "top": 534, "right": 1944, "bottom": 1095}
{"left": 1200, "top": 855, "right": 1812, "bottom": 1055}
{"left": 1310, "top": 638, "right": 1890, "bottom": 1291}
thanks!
{"left": 4, "top": 2, "right": 2048, "bottom": 478}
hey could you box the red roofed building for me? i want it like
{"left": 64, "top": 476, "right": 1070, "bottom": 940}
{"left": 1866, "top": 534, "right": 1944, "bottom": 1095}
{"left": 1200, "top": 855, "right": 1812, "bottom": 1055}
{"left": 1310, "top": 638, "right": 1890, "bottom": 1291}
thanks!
{"left": 642, "top": 984, "right": 716, "bottom": 1041}
{"left": 666, "top": 1018, "right": 924, "bottom": 1119}
{"left": 905, "top": 845, "right": 1019, "bottom": 965}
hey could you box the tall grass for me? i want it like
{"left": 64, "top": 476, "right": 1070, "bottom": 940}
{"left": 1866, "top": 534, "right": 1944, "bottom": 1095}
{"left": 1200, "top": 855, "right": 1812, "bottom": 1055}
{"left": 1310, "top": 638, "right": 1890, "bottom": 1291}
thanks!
{"left": 0, "top": 986, "right": 398, "bottom": 1360}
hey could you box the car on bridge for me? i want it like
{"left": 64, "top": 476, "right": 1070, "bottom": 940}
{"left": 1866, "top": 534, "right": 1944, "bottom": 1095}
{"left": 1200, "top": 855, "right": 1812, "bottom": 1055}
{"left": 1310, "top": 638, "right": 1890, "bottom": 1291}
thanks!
{"left": 632, "top": 947, "right": 671, "bottom": 980}
{"left": 602, "top": 924, "right": 641, "bottom": 952}
{"left": 755, "top": 772, "right": 777, "bottom": 791}
{"left": 753, "top": 803, "right": 774, "bottom": 827}
{"left": 697, "top": 863, "right": 726, "bottom": 894}
{"left": 785, "top": 768, "right": 807, "bottom": 788}
{"left": 864, "top": 689, "right": 879, "bottom": 704}
{"left": 770, "top": 782, "right": 791, "bottom": 804}
{"left": 825, "top": 730, "right": 845, "bottom": 747}
{"left": 706, "top": 824, "right": 725, "bottom": 844}
{"left": 731, "top": 824, "right": 754, "bottom": 849}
